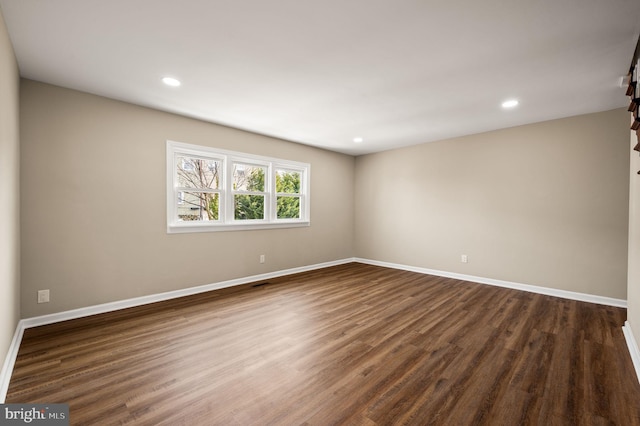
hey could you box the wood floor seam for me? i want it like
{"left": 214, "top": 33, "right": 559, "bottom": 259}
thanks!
{"left": 6, "top": 263, "right": 640, "bottom": 425}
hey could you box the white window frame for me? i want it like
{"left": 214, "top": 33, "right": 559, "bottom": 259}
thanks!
{"left": 167, "top": 140, "right": 310, "bottom": 233}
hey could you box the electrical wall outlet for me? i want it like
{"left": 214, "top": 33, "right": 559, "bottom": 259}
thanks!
{"left": 260, "top": 254, "right": 265, "bottom": 264}
{"left": 37, "top": 289, "right": 50, "bottom": 304}
{"left": 461, "top": 255, "right": 468, "bottom": 263}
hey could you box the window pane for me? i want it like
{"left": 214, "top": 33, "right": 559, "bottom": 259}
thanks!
{"left": 233, "top": 164, "right": 265, "bottom": 191}
{"left": 178, "top": 192, "right": 219, "bottom": 221}
{"left": 169, "top": 141, "right": 310, "bottom": 232}
{"left": 177, "top": 156, "right": 221, "bottom": 189}
{"left": 276, "top": 170, "right": 301, "bottom": 194}
{"left": 234, "top": 194, "right": 264, "bottom": 220}
{"left": 277, "top": 196, "right": 300, "bottom": 219}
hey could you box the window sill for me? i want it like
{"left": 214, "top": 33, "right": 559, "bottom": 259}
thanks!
{"left": 167, "top": 221, "right": 310, "bottom": 234}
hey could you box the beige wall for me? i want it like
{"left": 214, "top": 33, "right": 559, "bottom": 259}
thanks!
{"left": 20, "top": 80, "right": 355, "bottom": 318}
{"left": 17, "top": 78, "right": 632, "bottom": 317}
{"left": 355, "top": 109, "right": 630, "bottom": 299}
{"left": 628, "top": 124, "right": 640, "bottom": 334}
{"left": 0, "top": 9, "right": 20, "bottom": 362}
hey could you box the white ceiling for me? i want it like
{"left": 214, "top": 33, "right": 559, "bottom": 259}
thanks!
{"left": 1, "top": 0, "right": 639, "bottom": 155}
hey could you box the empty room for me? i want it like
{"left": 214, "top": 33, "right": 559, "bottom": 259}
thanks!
{"left": 2, "top": 0, "right": 640, "bottom": 424}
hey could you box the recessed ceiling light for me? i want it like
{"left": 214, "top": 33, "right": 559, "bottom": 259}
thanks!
{"left": 501, "top": 99, "right": 519, "bottom": 109}
{"left": 162, "top": 77, "right": 181, "bottom": 87}
{"left": 353, "top": 137, "right": 364, "bottom": 143}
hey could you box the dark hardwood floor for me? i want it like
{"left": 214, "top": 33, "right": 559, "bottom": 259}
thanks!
{"left": 7, "top": 263, "right": 640, "bottom": 425}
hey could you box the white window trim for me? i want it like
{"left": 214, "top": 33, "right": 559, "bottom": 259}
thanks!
{"left": 167, "top": 140, "right": 310, "bottom": 233}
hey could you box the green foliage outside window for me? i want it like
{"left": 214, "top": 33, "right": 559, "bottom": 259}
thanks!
{"left": 206, "top": 193, "right": 219, "bottom": 220}
{"left": 234, "top": 167, "right": 265, "bottom": 220}
{"left": 178, "top": 159, "right": 302, "bottom": 222}
{"left": 276, "top": 171, "right": 301, "bottom": 219}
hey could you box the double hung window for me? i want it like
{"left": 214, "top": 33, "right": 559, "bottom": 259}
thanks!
{"left": 167, "top": 141, "right": 310, "bottom": 233}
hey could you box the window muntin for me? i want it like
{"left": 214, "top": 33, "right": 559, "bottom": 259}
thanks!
{"left": 167, "top": 141, "right": 309, "bottom": 233}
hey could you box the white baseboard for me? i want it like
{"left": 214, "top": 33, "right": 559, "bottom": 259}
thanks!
{"left": 354, "top": 258, "right": 627, "bottom": 308}
{"left": 0, "top": 258, "right": 354, "bottom": 401}
{"left": 0, "top": 320, "right": 25, "bottom": 403}
{"left": 623, "top": 321, "right": 640, "bottom": 384}
{"left": 1, "top": 257, "right": 629, "bottom": 402}
{"left": 21, "top": 258, "right": 354, "bottom": 329}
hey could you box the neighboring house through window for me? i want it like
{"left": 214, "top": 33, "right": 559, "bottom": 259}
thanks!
{"left": 167, "top": 140, "right": 310, "bottom": 233}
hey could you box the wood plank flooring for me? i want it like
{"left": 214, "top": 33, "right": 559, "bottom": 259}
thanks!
{"left": 6, "top": 263, "right": 640, "bottom": 425}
